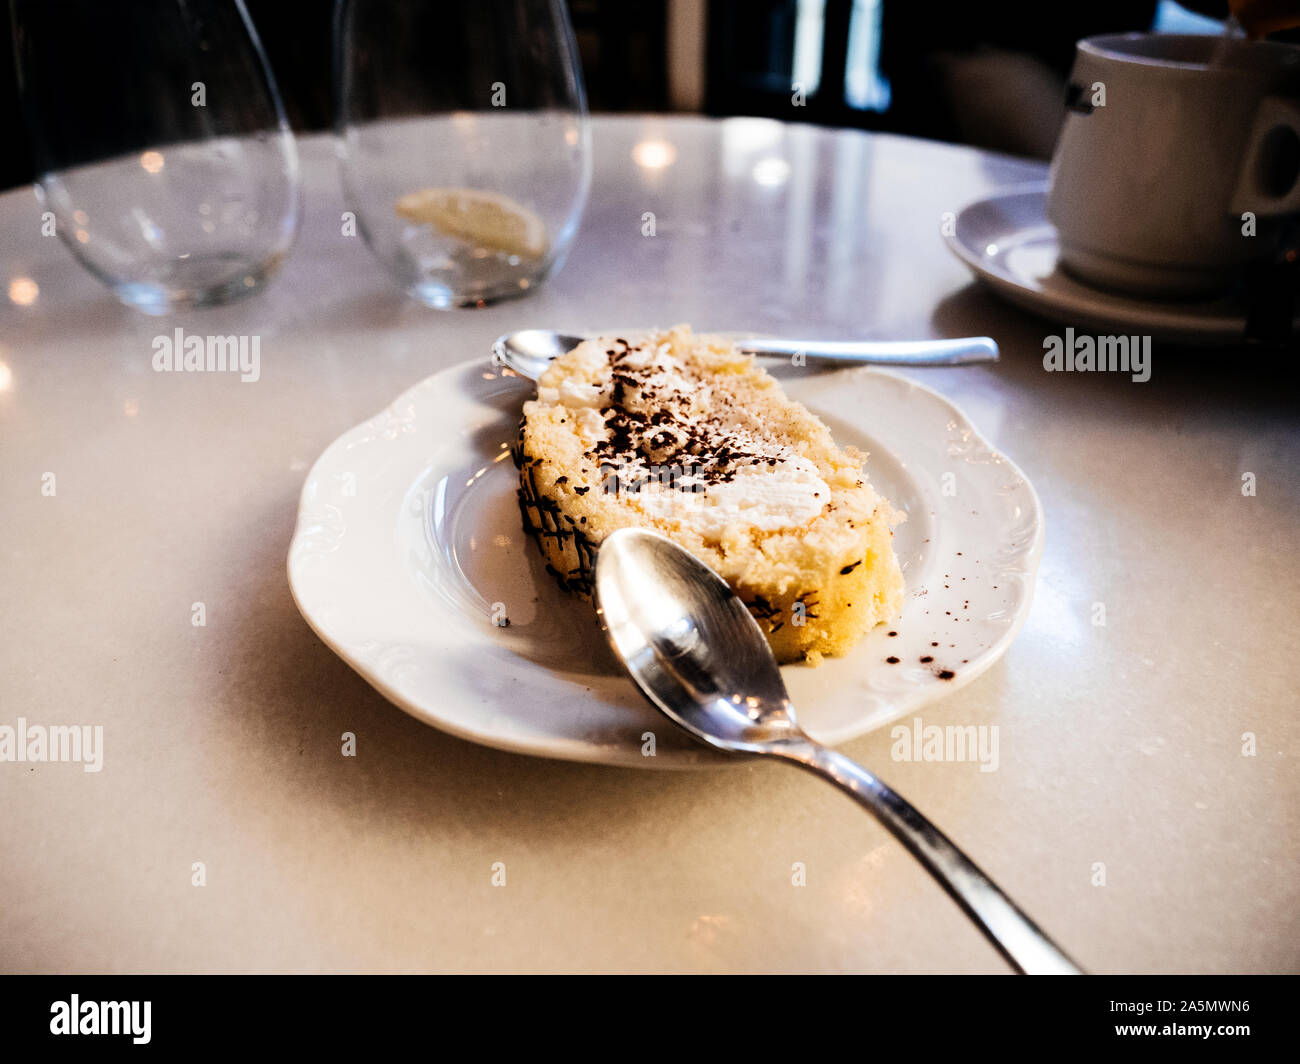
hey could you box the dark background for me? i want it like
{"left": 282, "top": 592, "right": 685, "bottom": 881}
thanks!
{"left": 1, "top": 0, "right": 1283, "bottom": 191}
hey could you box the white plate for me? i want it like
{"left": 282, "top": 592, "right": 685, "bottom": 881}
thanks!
{"left": 944, "top": 182, "right": 1292, "bottom": 344}
{"left": 287, "top": 357, "right": 1044, "bottom": 768}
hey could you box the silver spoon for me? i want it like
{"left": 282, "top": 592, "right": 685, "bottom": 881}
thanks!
{"left": 493, "top": 329, "right": 997, "bottom": 380}
{"left": 594, "top": 528, "right": 1083, "bottom": 975}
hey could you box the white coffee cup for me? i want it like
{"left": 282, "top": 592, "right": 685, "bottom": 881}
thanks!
{"left": 1047, "top": 33, "right": 1300, "bottom": 298}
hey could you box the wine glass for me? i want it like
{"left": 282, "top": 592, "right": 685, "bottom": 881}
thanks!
{"left": 9, "top": 0, "right": 301, "bottom": 314}
{"left": 334, "top": 0, "right": 591, "bottom": 308}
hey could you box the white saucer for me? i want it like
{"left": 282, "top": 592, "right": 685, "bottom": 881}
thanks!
{"left": 944, "top": 183, "right": 1287, "bottom": 344}
{"left": 287, "top": 357, "right": 1044, "bottom": 769}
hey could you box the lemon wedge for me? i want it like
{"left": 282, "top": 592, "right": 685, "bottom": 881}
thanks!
{"left": 395, "top": 187, "right": 548, "bottom": 260}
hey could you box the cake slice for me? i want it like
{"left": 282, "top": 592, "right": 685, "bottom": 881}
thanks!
{"left": 513, "top": 326, "right": 904, "bottom": 664}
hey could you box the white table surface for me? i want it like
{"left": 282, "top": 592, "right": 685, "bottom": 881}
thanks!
{"left": 1, "top": 115, "right": 1296, "bottom": 974}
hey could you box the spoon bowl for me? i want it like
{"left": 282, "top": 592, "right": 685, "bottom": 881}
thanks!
{"left": 596, "top": 527, "right": 798, "bottom": 751}
{"left": 492, "top": 330, "right": 587, "bottom": 381}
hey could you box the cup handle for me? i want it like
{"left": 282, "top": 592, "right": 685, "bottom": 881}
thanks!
{"left": 1230, "top": 96, "right": 1300, "bottom": 218}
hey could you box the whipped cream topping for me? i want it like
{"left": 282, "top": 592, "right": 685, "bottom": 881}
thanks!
{"left": 539, "top": 337, "right": 830, "bottom": 538}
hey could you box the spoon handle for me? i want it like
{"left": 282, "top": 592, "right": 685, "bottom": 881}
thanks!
{"left": 775, "top": 740, "right": 1082, "bottom": 974}
{"left": 739, "top": 336, "right": 998, "bottom": 366}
